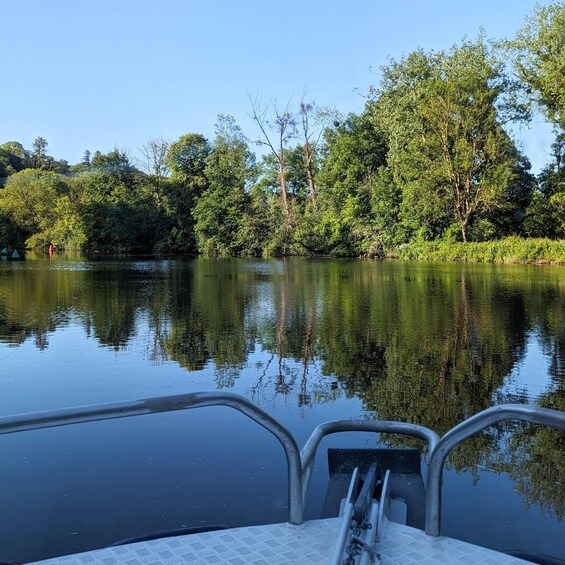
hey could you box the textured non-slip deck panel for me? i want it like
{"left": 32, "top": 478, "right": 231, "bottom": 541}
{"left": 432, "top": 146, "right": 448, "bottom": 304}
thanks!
{"left": 29, "top": 518, "right": 530, "bottom": 565}
{"left": 377, "top": 521, "right": 529, "bottom": 564}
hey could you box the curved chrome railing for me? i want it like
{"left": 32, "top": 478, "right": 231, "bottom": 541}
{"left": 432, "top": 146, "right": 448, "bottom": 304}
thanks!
{"left": 425, "top": 403, "right": 565, "bottom": 536}
{"left": 0, "top": 392, "right": 304, "bottom": 525}
{"left": 300, "top": 419, "right": 440, "bottom": 506}
{"left": 3, "top": 393, "right": 564, "bottom": 536}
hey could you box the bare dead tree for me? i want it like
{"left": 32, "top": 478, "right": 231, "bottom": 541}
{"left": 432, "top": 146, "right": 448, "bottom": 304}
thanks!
{"left": 248, "top": 94, "right": 297, "bottom": 228}
{"left": 137, "top": 137, "right": 171, "bottom": 204}
{"left": 299, "top": 101, "right": 317, "bottom": 209}
{"left": 299, "top": 100, "right": 339, "bottom": 210}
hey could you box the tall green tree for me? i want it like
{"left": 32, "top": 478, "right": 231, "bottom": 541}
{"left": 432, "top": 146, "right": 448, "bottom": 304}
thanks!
{"left": 193, "top": 115, "right": 255, "bottom": 255}
{"left": 525, "top": 131, "right": 565, "bottom": 238}
{"left": 0, "top": 142, "right": 29, "bottom": 179}
{"left": 91, "top": 148, "right": 137, "bottom": 186}
{"left": 482, "top": 148, "right": 536, "bottom": 239}
{"left": 373, "top": 36, "right": 528, "bottom": 242}
{"left": 0, "top": 169, "right": 68, "bottom": 247}
{"left": 167, "top": 133, "right": 210, "bottom": 187}
{"left": 315, "top": 112, "right": 389, "bottom": 254}
{"left": 31, "top": 137, "right": 49, "bottom": 169}
{"left": 164, "top": 133, "right": 211, "bottom": 252}
{"left": 512, "top": 1, "right": 565, "bottom": 129}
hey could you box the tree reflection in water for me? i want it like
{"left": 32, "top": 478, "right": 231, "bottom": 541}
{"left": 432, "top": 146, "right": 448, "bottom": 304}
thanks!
{"left": 0, "top": 255, "right": 564, "bottom": 519}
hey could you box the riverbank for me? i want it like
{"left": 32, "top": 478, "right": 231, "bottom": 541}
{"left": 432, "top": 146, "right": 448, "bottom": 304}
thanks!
{"left": 386, "top": 237, "right": 565, "bottom": 265}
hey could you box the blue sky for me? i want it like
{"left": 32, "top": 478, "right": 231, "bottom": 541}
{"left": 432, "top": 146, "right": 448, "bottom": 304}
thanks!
{"left": 1, "top": 0, "right": 554, "bottom": 173}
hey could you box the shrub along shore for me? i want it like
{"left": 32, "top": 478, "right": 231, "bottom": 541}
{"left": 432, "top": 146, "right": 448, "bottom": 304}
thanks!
{"left": 387, "top": 237, "right": 565, "bottom": 265}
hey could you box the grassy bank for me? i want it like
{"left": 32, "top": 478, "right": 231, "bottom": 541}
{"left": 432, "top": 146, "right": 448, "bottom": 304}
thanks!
{"left": 387, "top": 237, "right": 565, "bottom": 265}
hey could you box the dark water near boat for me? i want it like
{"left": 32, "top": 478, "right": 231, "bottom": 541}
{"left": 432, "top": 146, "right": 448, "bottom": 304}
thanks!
{"left": 0, "top": 255, "right": 564, "bottom": 562}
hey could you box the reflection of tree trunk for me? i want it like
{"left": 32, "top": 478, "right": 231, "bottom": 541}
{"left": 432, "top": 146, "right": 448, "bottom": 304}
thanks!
{"left": 302, "top": 305, "right": 314, "bottom": 371}
{"left": 250, "top": 352, "right": 276, "bottom": 401}
{"left": 460, "top": 271, "right": 469, "bottom": 347}
{"left": 298, "top": 304, "right": 315, "bottom": 406}
{"left": 437, "top": 339, "right": 451, "bottom": 395}
{"left": 275, "top": 267, "right": 288, "bottom": 393}
{"left": 436, "top": 271, "right": 471, "bottom": 396}
{"left": 150, "top": 312, "right": 167, "bottom": 363}
{"left": 34, "top": 327, "right": 48, "bottom": 350}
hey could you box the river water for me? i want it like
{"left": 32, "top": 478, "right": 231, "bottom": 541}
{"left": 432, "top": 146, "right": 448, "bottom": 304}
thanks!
{"left": 0, "top": 255, "right": 564, "bottom": 562}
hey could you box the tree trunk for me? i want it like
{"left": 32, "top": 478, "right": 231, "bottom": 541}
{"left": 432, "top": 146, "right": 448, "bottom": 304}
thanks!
{"left": 278, "top": 161, "right": 291, "bottom": 227}
{"left": 303, "top": 143, "right": 317, "bottom": 209}
{"left": 461, "top": 220, "right": 468, "bottom": 242}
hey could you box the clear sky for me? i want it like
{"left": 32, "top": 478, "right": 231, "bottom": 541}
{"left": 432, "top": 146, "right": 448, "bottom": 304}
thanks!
{"left": 1, "top": 0, "right": 555, "bottom": 173}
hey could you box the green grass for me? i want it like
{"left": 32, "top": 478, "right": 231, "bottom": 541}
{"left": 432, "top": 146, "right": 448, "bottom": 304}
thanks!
{"left": 387, "top": 237, "right": 565, "bottom": 265}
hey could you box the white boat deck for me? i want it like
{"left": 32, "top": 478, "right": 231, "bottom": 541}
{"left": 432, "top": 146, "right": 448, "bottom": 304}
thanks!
{"left": 28, "top": 518, "right": 530, "bottom": 565}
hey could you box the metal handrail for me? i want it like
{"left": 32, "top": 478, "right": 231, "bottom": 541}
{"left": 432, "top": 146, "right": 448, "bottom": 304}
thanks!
{"left": 425, "top": 403, "right": 565, "bottom": 536}
{"left": 300, "top": 419, "right": 440, "bottom": 506}
{"left": 0, "top": 392, "right": 304, "bottom": 525}
{"left": 5, "top": 395, "right": 562, "bottom": 536}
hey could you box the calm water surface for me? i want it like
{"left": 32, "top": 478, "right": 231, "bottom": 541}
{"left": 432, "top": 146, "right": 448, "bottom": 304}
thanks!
{"left": 0, "top": 255, "right": 564, "bottom": 562}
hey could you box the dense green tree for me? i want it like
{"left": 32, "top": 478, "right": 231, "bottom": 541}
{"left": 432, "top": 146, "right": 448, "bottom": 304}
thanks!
{"left": 283, "top": 146, "right": 310, "bottom": 202}
{"left": 167, "top": 133, "right": 210, "bottom": 188}
{"left": 162, "top": 133, "right": 211, "bottom": 252}
{"left": 77, "top": 149, "right": 163, "bottom": 252}
{"left": 0, "top": 142, "right": 29, "bottom": 179}
{"left": 253, "top": 146, "right": 309, "bottom": 213}
{"left": 0, "top": 169, "right": 68, "bottom": 247}
{"left": 320, "top": 113, "right": 387, "bottom": 191}
{"left": 31, "top": 137, "right": 49, "bottom": 169}
{"left": 90, "top": 148, "right": 137, "bottom": 186}
{"left": 2, "top": 8, "right": 565, "bottom": 257}
{"left": 512, "top": 1, "right": 565, "bottom": 129}
{"left": 47, "top": 158, "right": 70, "bottom": 174}
{"left": 239, "top": 183, "right": 275, "bottom": 256}
{"left": 542, "top": 133, "right": 565, "bottom": 236}
{"left": 38, "top": 160, "right": 162, "bottom": 253}
{"left": 369, "top": 167, "right": 404, "bottom": 252}
{"left": 479, "top": 149, "right": 536, "bottom": 240}
{"left": 193, "top": 116, "right": 255, "bottom": 255}
{"left": 525, "top": 132, "right": 565, "bottom": 238}
{"left": 0, "top": 208, "right": 24, "bottom": 247}
{"left": 373, "top": 37, "right": 529, "bottom": 242}
{"left": 315, "top": 112, "right": 388, "bottom": 254}
{"left": 91, "top": 147, "right": 130, "bottom": 169}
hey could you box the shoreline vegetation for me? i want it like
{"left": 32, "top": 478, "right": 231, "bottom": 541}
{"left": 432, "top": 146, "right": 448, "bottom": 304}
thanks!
{"left": 14, "top": 237, "right": 565, "bottom": 266}
{"left": 385, "top": 237, "right": 565, "bottom": 265}
{"left": 1, "top": 3, "right": 564, "bottom": 263}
